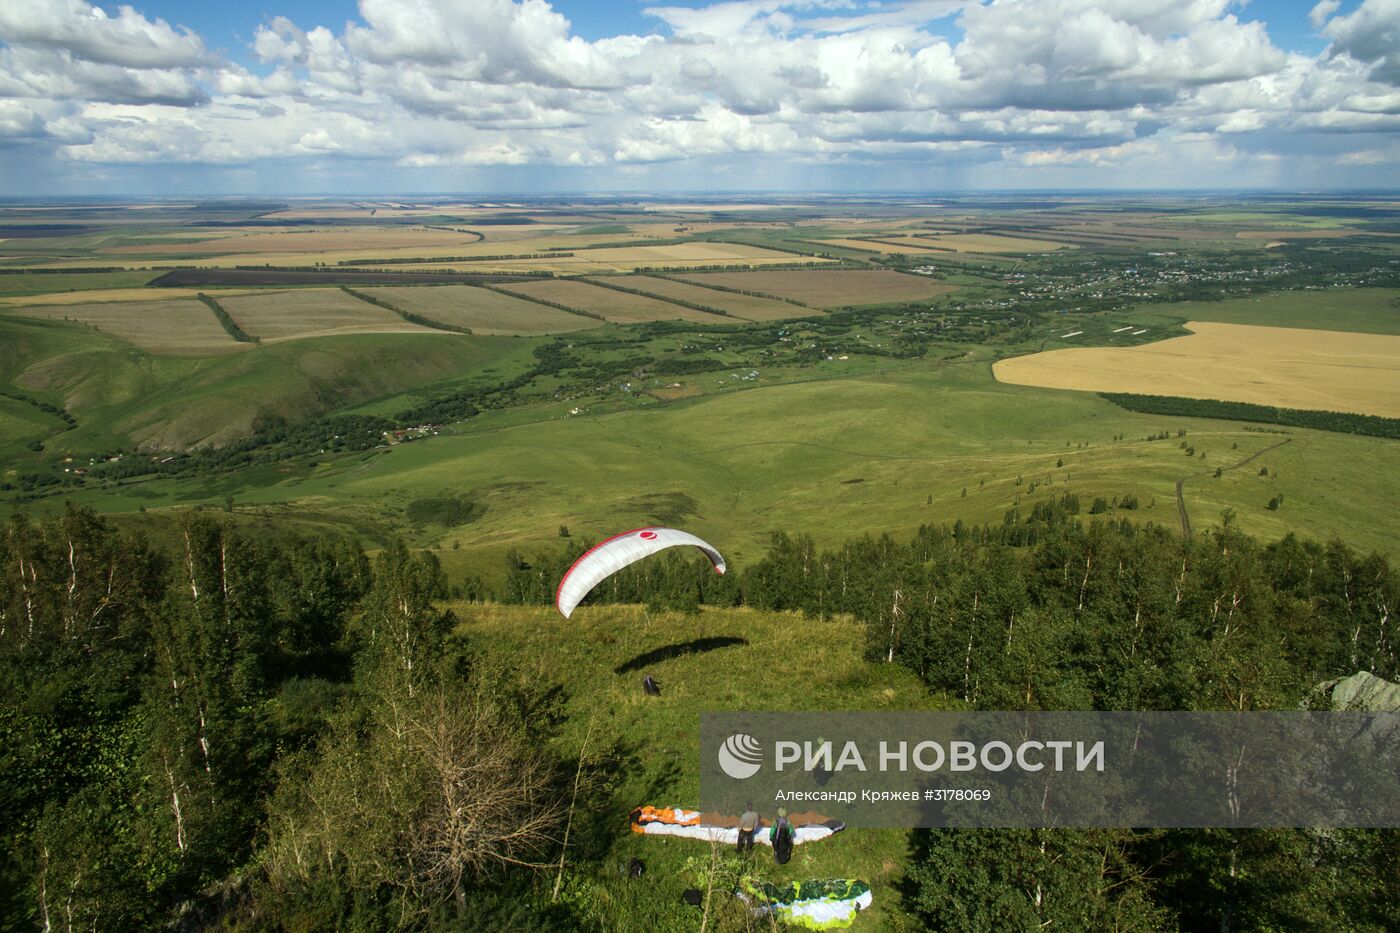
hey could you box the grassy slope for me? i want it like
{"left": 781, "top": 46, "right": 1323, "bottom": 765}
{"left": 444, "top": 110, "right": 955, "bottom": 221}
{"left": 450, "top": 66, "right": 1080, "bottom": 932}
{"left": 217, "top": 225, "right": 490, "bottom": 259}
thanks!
{"left": 454, "top": 602, "right": 942, "bottom": 931}
{"left": 47, "top": 354, "right": 1399, "bottom": 578}
{"left": 0, "top": 312, "right": 540, "bottom": 453}
{"left": 0, "top": 395, "right": 62, "bottom": 444}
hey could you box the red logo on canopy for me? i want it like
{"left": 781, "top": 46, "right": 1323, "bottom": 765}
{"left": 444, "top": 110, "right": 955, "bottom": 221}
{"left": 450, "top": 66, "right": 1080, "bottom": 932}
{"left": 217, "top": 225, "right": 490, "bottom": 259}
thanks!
{"left": 639, "top": 531, "right": 658, "bottom": 539}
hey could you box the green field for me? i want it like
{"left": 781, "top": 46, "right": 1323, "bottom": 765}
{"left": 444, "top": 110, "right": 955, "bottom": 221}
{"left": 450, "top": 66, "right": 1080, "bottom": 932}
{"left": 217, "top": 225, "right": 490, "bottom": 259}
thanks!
{"left": 0, "top": 313, "right": 538, "bottom": 455}
{"left": 32, "top": 354, "right": 1399, "bottom": 575}
{"left": 1129, "top": 288, "right": 1400, "bottom": 335}
{"left": 0, "top": 395, "right": 61, "bottom": 444}
{"left": 0, "top": 270, "right": 161, "bottom": 297}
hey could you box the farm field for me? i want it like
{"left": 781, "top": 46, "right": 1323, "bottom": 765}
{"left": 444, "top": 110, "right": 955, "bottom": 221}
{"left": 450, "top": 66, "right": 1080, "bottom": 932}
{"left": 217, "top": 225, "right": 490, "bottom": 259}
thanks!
{"left": 493, "top": 279, "right": 727, "bottom": 324}
{"left": 0, "top": 287, "right": 260, "bottom": 308}
{"left": 816, "top": 237, "right": 940, "bottom": 255}
{"left": 587, "top": 275, "right": 815, "bottom": 321}
{"left": 993, "top": 321, "right": 1400, "bottom": 418}
{"left": 11, "top": 298, "right": 243, "bottom": 356}
{"left": 218, "top": 288, "right": 450, "bottom": 341}
{"left": 1235, "top": 230, "right": 1368, "bottom": 240}
{"left": 674, "top": 269, "right": 957, "bottom": 308}
{"left": 24, "top": 228, "right": 817, "bottom": 273}
{"left": 358, "top": 285, "right": 602, "bottom": 334}
{"left": 0, "top": 270, "right": 160, "bottom": 298}
{"left": 919, "top": 232, "right": 1074, "bottom": 252}
{"left": 1130, "top": 288, "right": 1400, "bottom": 335}
{"left": 103, "top": 226, "right": 484, "bottom": 256}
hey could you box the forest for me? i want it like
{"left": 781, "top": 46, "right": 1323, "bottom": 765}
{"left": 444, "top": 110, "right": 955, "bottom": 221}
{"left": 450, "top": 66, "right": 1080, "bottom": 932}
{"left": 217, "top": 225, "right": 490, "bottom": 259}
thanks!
{"left": 1101, "top": 393, "right": 1400, "bottom": 440}
{"left": 6, "top": 506, "right": 1395, "bottom": 930}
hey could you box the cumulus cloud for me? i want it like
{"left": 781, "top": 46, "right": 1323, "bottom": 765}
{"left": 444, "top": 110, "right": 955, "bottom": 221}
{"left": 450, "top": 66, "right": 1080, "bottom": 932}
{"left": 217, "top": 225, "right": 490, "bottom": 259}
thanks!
{"left": 0, "top": 0, "right": 206, "bottom": 68}
{"left": 0, "top": 0, "right": 1395, "bottom": 187}
{"left": 0, "top": 0, "right": 209, "bottom": 113}
{"left": 0, "top": 98, "right": 47, "bottom": 140}
{"left": 1323, "top": 0, "right": 1400, "bottom": 85}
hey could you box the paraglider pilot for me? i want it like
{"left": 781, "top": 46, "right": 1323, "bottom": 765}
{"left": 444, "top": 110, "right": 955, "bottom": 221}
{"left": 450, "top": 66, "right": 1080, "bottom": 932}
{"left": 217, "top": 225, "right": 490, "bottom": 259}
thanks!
{"left": 770, "top": 806, "right": 795, "bottom": 865}
{"left": 737, "top": 802, "right": 759, "bottom": 855}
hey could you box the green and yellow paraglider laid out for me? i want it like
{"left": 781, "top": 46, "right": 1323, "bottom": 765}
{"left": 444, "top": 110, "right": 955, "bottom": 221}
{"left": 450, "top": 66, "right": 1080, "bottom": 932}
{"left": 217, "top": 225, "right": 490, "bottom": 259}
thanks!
{"left": 739, "top": 879, "right": 874, "bottom": 930}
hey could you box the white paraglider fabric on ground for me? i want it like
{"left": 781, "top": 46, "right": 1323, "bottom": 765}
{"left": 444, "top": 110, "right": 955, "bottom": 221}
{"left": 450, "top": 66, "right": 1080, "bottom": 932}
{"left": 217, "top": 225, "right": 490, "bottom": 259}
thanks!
{"left": 555, "top": 527, "right": 726, "bottom": 618}
{"left": 629, "top": 807, "right": 843, "bottom": 846}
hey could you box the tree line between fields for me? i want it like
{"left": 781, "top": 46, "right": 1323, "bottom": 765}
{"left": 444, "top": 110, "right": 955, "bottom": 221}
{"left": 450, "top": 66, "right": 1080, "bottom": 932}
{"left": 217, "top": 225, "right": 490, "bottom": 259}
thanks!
{"left": 2, "top": 507, "right": 1398, "bottom": 930}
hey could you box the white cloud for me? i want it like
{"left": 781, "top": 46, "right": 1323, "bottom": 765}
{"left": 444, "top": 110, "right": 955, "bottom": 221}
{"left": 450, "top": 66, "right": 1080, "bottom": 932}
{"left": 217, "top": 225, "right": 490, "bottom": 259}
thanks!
{"left": 0, "top": 0, "right": 1394, "bottom": 188}
{"left": 0, "top": 1, "right": 207, "bottom": 68}
{"left": 0, "top": 98, "right": 46, "bottom": 140}
{"left": 0, "top": 45, "right": 207, "bottom": 105}
{"left": 1310, "top": 0, "right": 1341, "bottom": 29}
{"left": 344, "top": 0, "right": 623, "bottom": 89}
{"left": 1323, "top": 0, "right": 1400, "bottom": 84}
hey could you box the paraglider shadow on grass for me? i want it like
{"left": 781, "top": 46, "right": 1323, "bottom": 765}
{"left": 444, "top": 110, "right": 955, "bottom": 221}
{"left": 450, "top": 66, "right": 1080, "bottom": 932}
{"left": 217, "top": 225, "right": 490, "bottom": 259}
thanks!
{"left": 613, "top": 636, "right": 749, "bottom": 675}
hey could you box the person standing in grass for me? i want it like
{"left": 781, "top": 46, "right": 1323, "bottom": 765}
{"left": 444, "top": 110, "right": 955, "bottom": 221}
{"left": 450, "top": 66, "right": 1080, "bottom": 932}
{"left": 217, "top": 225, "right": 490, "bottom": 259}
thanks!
{"left": 737, "top": 802, "right": 759, "bottom": 856}
{"left": 770, "top": 806, "right": 794, "bottom": 865}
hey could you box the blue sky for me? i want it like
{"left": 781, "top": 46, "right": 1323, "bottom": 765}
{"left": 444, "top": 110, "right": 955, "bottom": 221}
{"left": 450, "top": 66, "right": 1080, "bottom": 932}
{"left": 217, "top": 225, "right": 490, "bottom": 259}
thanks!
{"left": 0, "top": 0, "right": 1396, "bottom": 195}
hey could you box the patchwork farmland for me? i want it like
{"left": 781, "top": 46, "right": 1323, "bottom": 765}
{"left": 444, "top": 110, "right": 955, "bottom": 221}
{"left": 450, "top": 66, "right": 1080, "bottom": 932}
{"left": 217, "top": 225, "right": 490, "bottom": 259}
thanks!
{"left": 492, "top": 278, "right": 729, "bottom": 324}
{"left": 672, "top": 268, "right": 958, "bottom": 308}
{"left": 918, "top": 232, "right": 1074, "bottom": 252}
{"left": 584, "top": 275, "right": 816, "bottom": 321}
{"left": 357, "top": 285, "right": 603, "bottom": 334}
{"left": 13, "top": 299, "right": 244, "bottom": 355}
{"left": 217, "top": 288, "right": 450, "bottom": 341}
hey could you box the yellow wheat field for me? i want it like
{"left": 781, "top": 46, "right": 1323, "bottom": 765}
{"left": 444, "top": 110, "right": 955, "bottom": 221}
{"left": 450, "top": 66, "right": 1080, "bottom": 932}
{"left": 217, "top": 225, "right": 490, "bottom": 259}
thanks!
{"left": 992, "top": 321, "right": 1400, "bottom": 418}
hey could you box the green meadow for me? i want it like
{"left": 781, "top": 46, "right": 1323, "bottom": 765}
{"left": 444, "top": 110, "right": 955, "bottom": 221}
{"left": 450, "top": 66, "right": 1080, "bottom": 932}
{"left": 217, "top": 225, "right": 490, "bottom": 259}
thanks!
{"left": 0, "top": 312, "right": 540, "bottom": 454}
{"left": 32, "top": 350, "right": 1399, "bottom": 579}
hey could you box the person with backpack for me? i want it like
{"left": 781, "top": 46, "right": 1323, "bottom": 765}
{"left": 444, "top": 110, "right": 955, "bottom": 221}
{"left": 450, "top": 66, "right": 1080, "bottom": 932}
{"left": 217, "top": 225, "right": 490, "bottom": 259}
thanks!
{"left": 769, "top": 806, "right": 794, "bottom": 864}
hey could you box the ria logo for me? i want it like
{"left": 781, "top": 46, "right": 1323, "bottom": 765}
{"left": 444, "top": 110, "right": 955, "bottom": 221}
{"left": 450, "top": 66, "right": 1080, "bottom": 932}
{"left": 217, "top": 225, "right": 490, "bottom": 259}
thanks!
{"left": 718, "top": 733, "right": 763, "bottom": 779}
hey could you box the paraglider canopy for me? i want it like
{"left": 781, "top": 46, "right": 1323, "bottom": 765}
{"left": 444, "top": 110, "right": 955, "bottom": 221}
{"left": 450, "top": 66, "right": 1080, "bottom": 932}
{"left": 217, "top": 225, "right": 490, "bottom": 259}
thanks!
{"left": 555, "top": 527, "right": 726, "bottom": 618}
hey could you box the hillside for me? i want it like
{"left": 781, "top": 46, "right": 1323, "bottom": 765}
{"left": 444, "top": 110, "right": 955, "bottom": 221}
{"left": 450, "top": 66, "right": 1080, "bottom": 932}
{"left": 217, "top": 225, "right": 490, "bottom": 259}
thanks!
{"left": 452, "top": 602, "right": 941, "bottom": 930}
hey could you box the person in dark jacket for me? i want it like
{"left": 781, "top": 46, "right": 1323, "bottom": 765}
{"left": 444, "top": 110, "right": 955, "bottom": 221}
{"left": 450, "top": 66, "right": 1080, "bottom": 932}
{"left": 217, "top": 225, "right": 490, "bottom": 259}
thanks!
{"left": 769, "top": 806, "right": 794, "bottom": 864}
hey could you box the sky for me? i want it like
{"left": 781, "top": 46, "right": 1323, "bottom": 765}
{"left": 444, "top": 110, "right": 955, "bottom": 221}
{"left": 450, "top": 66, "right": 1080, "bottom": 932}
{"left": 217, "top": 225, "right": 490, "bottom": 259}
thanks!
{"left": 0, "top": 0, "right": 1397, "bottom": 195}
